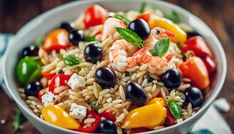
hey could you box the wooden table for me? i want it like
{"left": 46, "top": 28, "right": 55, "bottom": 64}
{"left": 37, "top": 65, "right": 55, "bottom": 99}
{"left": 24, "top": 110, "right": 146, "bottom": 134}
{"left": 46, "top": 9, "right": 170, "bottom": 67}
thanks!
{"left": 0, "top": 0, "right": 233, "bottom": 133}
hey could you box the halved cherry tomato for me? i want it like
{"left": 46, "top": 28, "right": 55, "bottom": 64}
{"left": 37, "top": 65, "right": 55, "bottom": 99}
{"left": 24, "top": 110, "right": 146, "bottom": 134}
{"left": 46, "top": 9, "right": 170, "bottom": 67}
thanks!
{"left": 83, "top": 5, "right": 107, "bottom": 28}
{"left": 136, "top": 12, "right": 151, "bottom": 22}
{"left": 164, "top": 107, "right": 176, "bottom": 126}
{"left": 181, "top": 36, "right": 213, "bottom": 57}
{"left": 78, "top": 110, "right": 101, "bottom": 133}
{"left": 42, "top": 29, "right": 71, "bottom": 51}
{"left": 48, "top": 74, "right": 71, "bottom": 95}
{"left": 100, "top": 111, "right": 116, "bottom": 122}
{"left": 42, "top": 71, "right": 56, "bottom": 80}
{"left": 179, "top": 56, "right": 210, "bottom": 90}
{"left": 202, "top": 56, "right": 216, "bottom": 75}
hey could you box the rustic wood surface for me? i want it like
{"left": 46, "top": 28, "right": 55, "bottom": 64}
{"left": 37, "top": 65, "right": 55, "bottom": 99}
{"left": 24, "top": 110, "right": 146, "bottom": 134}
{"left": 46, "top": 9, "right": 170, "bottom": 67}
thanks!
{"left": 0, "top": 0, "right": 233, "bottom": 133}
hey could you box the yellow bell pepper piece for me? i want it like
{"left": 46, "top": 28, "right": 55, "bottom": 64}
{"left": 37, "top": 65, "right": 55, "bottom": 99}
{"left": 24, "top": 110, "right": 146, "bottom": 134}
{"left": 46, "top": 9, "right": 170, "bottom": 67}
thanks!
{"left": 42, "top": 105, "right": 79, "bottom": 129}
{"left": 149, "top": 17, "right": 187, "bottom": 45}
{"left": 147, "top": 97, "right": 166, "bottom": 107}
{"left": 122, "top": 103, "right": 167, "bottom": 129}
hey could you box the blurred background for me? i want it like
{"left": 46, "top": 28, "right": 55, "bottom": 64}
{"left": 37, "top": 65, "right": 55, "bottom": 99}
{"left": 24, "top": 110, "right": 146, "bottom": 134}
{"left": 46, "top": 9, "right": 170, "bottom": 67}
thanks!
{"left": 0, "top": 0, "right": 233, "bottom": 133}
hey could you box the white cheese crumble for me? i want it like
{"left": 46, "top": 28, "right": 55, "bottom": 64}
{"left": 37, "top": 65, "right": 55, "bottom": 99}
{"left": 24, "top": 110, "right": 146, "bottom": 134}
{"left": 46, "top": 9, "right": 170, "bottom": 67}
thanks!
{"left": 42, "top": 91, "right": 56, "bottom": 106}
{"left": 67, "top": 73, "right": 85, "bottom": 90}
{"left": 70, "top": 103, "right": 87, "bottom": 120}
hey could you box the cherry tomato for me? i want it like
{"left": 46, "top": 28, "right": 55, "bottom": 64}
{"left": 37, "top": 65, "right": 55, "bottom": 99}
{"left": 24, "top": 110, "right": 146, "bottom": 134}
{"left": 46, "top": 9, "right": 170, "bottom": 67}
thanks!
{"left": 42, "top": 71, "right": 56, "bottom": 80}
{"left": 136, "top": 12, "right": 151, "bottom": 22}
{"left": 179, "top": 57, "right": 210, "bottom": 90}
{"left": 78, "top": 110, "right": 101, "bottom": 133}
{"left": 83, "top": 5, "right": 107, "bottom": 28}
{"left": 100, "top": 111, "right": 116, "bottom": 122}
{"left": 38, "top": 89, "right": 46, "bottom": 101}
{"left": 48, "top": 74, "right": 71, "bottom": 95}
{"left": 42, "top": 29, "right": 71, "bottom": 51}
{"left": 202, "top": 56, "right": 216, "bottom": 75}
{"left": 181, "top": 36, "right": 213, "bottom": 57}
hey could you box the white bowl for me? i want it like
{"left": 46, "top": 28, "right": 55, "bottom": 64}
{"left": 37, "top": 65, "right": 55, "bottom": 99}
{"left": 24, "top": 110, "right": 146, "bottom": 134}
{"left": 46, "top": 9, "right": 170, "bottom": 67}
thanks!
{"left": 3, "top": 0, "right": 227, "bottom": 134}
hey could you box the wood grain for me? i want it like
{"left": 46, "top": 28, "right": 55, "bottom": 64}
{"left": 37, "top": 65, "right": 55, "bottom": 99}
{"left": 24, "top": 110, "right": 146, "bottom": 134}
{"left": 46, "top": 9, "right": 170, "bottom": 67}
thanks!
{"left": 0, "top": 0, "right": 233, "bottom": 133}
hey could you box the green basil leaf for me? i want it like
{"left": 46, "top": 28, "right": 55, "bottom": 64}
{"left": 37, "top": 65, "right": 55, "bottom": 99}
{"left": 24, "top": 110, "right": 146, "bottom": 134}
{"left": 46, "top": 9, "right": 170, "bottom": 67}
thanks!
{"left": 164, "top": 11, "right": 180, "bottom": 24}
{"left": 116, "top": 27, "right": 143, "bottom": 48}
{"left": 151, "top": 37, "right": 170, "bottom": 57}
{"left": 64, "top": 55, "right": 81, "bottom": 66}
{"left": 84, "top": 36, "right": 96, "bottom": 42}
{"left": 139, "top": 2, "right": 146, "bottom": 13}
{"left": 168, "top": 100, "right": 182, "bottom": 119}
{"left": 114, "top": 14, "right": 130, "bottom": 25}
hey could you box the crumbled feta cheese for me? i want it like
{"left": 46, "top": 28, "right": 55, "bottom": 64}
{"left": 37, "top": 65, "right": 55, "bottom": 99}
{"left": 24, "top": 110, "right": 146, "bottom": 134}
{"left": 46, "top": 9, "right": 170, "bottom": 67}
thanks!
{"left": 42, "top": 92, "right": 56, "bottom": 106}
{"left": 70, "top": 103, "right": 87, "bottom": 120}
{"left": 67, "top": 73, "right": 85, "bottom": 90}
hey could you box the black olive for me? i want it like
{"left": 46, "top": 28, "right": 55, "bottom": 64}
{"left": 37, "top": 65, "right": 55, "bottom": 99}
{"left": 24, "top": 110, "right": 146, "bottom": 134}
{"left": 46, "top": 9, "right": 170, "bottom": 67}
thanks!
{"left": 24, "top": 81, "right": 42, "bottom": 97}
{"left": 96, "top": 120, "right": 117, "bottom": 134}
{"left": 128, "top": 19, "right": 150, "bottom": 40}
{"left": 187, "top": 31, "right": 201, "bottom": 38}
{"left": 60, "top": 22, "right": 74, "bottom": 32}
{"left": 185, "top": 87, "right": 203, "bottom": 107}
{"left": 160, "top": 69, "right": 181, "bottom": 89}
{"left": 95, "top": 67, "right": 116, "bottom": 88}
{"left": 125, "top": 82, "right": 147, "bottom": 106}
{"left": 19, "top": 45, "right": 39, "bottom": 58}
{"left": 68, "top": 29, "right": 84, "bottom": 45}
{"left": 84, "top": 43, "right": 102, "bottom": 63}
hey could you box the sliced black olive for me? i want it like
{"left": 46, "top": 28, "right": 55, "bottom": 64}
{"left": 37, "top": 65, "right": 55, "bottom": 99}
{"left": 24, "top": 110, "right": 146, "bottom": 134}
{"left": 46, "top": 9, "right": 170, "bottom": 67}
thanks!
{"left": 68, "top": 29, "right": 84, "bottom": 45}
{"left": 24, "top": 81, "right": 42, "bottom": 97}
{"left": 95, "top": 67, "right": 116, "bottom": 88}
{"left": 84, "top": 43, "right": 102, "bottom": 64}
{"left": 128, "top": 19, "right": 150, "bottom": 40}
{"left": 185, "top": 87, "right": 203, "bottom": 107}
{"left": 160, "top": 69, "right": 181, "bottom": 89}
{"left": 125, "top": 82, "right": 147, "bottom": 106}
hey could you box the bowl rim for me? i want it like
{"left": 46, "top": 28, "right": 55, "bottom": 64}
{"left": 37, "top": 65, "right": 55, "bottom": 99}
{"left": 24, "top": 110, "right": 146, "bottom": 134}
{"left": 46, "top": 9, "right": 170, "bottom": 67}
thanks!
{"left": 3, "top": 0, "right": 227, "bottom": 133}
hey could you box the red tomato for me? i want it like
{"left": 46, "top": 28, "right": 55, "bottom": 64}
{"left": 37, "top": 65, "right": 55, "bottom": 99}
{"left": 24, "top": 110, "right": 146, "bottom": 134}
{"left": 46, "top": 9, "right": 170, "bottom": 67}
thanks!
{"left": 42, "top": 29, "right": 71, "bottom": 51}
{"left": 100, "top": 111, "right": 116, "bottom": 122}
{"left": 179, "top": 56, "right": 210, "bottom": 90}
{"left": 38, "top": 89, "right": 46, "bottom": 102}
{"left": 165, "top": 53, "right": 173, "bottom": 62}
{"left": 83, "top": 5, "right": 107, "bottom": 28}
{"left": 181, "top": 36, "right": 213, "bottom": 57}
{"left": 78, "top": 110, "right": 101, "bottom": 133}
{"left": 136, "top": 12, "right": 151, "bottom": 22}
{"left": 42, "top": 71, "right": 56, "bottom": 80}
{"left": 164, "top": 107, "right": 176, "bottom": 126}
{"left": 48, "top": 74, "right": 71, "bottom": 95}
{"left": 202, "top": 56, "right": 216, "bottom": 75}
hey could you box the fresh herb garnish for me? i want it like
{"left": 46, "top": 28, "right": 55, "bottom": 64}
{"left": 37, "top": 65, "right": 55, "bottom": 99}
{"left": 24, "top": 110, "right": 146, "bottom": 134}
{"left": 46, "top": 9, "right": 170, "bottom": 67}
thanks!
{"left": 139, "top": 2, "right": 146, "bottom": 13}
{"left": 164, "top": 10, "right": 180, "bottom": 23}
{"left": 116, "top": 27, "right": 143, "bottom": 48}
{"left": 64, "top": 55, "right": 81, "bottom": 66}
{"left": 57, "top": 54, "right": 64, "bottom": 60}
{"left": 90, "top": 97, "right": 102, "bottom": 111}
{"left": 34, "top": 36, "right": 43, "bottom": 47}
{"left": 84, "top": 36, "right": 96, "bottom": 42}
{"left": 168, "top": 100, "right": 182, "bottom": 119}
{"left": 151, "top": 37, "right": 170, "bottom": 57}
{"left": 13, "top": 109, "right": 27, "bottom": 133}
{"left": 114, "top": 14, "right": 130, "bottom": 25}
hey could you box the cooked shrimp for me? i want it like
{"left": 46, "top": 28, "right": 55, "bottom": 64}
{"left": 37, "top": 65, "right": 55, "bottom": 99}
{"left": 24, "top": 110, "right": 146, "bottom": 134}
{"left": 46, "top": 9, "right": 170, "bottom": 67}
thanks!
{"left": 102, "top": 18, "right": 126, "bottom": 41}
{"left": 144, "top": 27, "right": 175, "bottom": 49}
{"left": 109, "top": 39, "right": 139, "bottom": 72}
{"left": 128, "top": 47, "right": 168, "bottom": 75}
